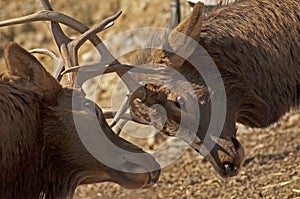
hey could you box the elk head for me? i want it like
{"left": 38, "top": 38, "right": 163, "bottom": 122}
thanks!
{"left": 0, "top": 0, "right": 161, "bottom": 194}
{"left": 3, "top": 42, "right": 160, "bottom": 190}
{"left": 127, "top": 2, "right": 245, "bottom": 178}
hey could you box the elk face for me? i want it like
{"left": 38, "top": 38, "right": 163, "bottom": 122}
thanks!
{"left": 4, "top": 42, "right": 160, "bottom": 189}
{"left": 129, "top": 2, "right": 245, "bottom": 177}
{"left": 129, "top": 81, "right": 245, "bottom": 178}
{"left": 166, "top": 76, "right": 245, "bottom": 178}
{"left": 42, "top": 88, "right": 160, "bottom": 189}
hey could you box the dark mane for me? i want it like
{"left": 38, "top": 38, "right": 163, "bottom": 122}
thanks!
{"left": 0, "top": 80, "right": 78, "bottom": 199}
{"left": 0, "top": 81, "right": 42, "bottom": 199}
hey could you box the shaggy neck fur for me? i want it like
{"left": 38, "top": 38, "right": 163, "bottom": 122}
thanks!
{"left": 0, "top": 81, "right": 82, "bottom": 199}
{"left": 39, "top": 105, "right": 83, "bottom": 199}
{"left": 0, "top": 82, "right": 42, "bottom": 199}
{"left": 200, "top": 0, "right": 300, "bottom": 127}
{"left": 132, "top": 0, "right": 300, "bottom": 130}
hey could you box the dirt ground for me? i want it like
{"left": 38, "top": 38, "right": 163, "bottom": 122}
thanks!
{"left": 0, "top": 0, "right": 299, "bottom": 198}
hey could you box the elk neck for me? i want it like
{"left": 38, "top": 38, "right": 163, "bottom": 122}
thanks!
{"left": 199, "top": 0, "right": 300, "bottom": 128}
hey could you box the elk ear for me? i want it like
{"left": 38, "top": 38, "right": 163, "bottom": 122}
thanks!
{"left": 169, "top": 2, "right": 204, "bottom": 45}
{"left": 154, "top": 2, "right": 204, "bottom": 69}
{"left": 4, "top": 42, "right": 62, "bottom": 102}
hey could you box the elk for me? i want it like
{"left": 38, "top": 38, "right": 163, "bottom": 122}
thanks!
{"left": 35, "top": 0, "right": 299, "bottom": 179}
{"left": 3, "top": 0, "right": 298, "bottom": 184}
{"left": 0, "top": 1, "right": 161, "bottom": 199}
{"left": 124, "top": 0, "right": 300, "bottom": 178}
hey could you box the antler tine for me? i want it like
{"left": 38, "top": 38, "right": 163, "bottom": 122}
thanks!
{"left": 102, "top": 108, "right": 131, "bottom": 120}
{"left": 109, "top": 94, "right": 130, "bottom": 128}
{"left": 61, "top": 61, "right": 169, "bottom": 87}
{"left": 34, "top": 0, "right": 75, "bottom": 85}
{"left": 169, "top": 0, "right": 181, "bottom": 29}
{"left": 0, "top": 6, "right": 115, "bottom": 63}
{"left": 61, "top": 62, "right": 161, "bottom": 75}
{"left": 35, "top": 0, "right": 128, "bottom": 87}
{"left": 0, "top": 0, "right": 140, "bottom": 85}
{"left": 35, "top": 1, "right": 135, "bottom": 88}
{"left": 103, "top": 108, "right": 131, "bottom": 135}
{"left": 69, "top": 11, "right": 122, "bottom": 63}
{"left": 66, "top": 11, "right": 122, "bottom": 84}
{"left": 0, "top": 9, "right": 87, "bottom": 82}
{"left": 0, "top": 8, "right": 118, "bottom": 82}
{"left": 11, "top": 0, "right": 114, "bottom": 85}
{"left": 35, "top": 0, "right": 66, "bottom": 46}
{"left": 113, "top": 120, "right": 128, "bottom": 135}
{"left": 29, "top": 48, "right": 64, "bottom": 80}
{"left": 0, "top": 11, "right": 95, "bottom": 31}
{"left": 36, "top": 0, "right": 127, "bottom": 81}
{"left": 35, "top": 0, "right": 120, "bottom": 60}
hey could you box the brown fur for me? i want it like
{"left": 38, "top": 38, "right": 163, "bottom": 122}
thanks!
{"left": 130, "top": 0, "right": 300, "bottom": 177}
{"left": 200, "top": 0, "right": 300, "bottom": 127}
{"left": 0, "top": 42, "right": 160, "bottom": 199}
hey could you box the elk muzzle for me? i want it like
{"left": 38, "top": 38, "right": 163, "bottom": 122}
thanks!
{"left": 117, "top": 160, "right": 161, "bottom": 189}
{"left": 202, "top": 136, "right": 245, "bottom": 178}
{"left": 70, "top": 110, "right": 161, "bottom": 189}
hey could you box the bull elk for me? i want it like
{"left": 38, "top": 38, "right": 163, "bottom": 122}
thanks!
{"left": 0, "top": 1, "right": 161, "bottom": 198}
{"left": 23, "top": 0, "right": 298, "bottom": 179}
{"left": 125, "top": 0, "right": 299, "bottom": 178}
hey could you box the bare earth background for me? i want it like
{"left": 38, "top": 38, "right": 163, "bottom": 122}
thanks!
{"left": 0, "top": 0, "right": 299, "bottom": 198}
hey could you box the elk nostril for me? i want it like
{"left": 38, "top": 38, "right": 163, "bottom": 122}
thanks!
{"left": 223, "top": 162, "right": 238, "bottom": 176}
{"left": 143, "top": 169, "right": 160, "bottom": 188}
{"left": 150, "top": 169, "right": 160, "bottom": 183}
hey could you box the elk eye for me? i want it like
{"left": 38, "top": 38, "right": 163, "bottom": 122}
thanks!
{"left": 84, "top": 100, "right": 100, "bottom": 117}
{"left": 175, "top": 96, "right": 184, "bottom": 108}
{"left": 83, "top": 100, "right": 95, "bottom": 110}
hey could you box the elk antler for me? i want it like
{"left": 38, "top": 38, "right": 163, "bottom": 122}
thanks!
{"left": 0, "top": 0, "right": 168, "bottom": 132}
{"left": 29, "top": 48, "right": 64, "bottom": 79}
{"left": 0, "top": 0, "right": 123, "bottom": 85}
{"left": 169, "top": 0, "right": 181, "bottom": 29}
{"left": 35, "top": 0, "right": 121, "bottom": 85}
